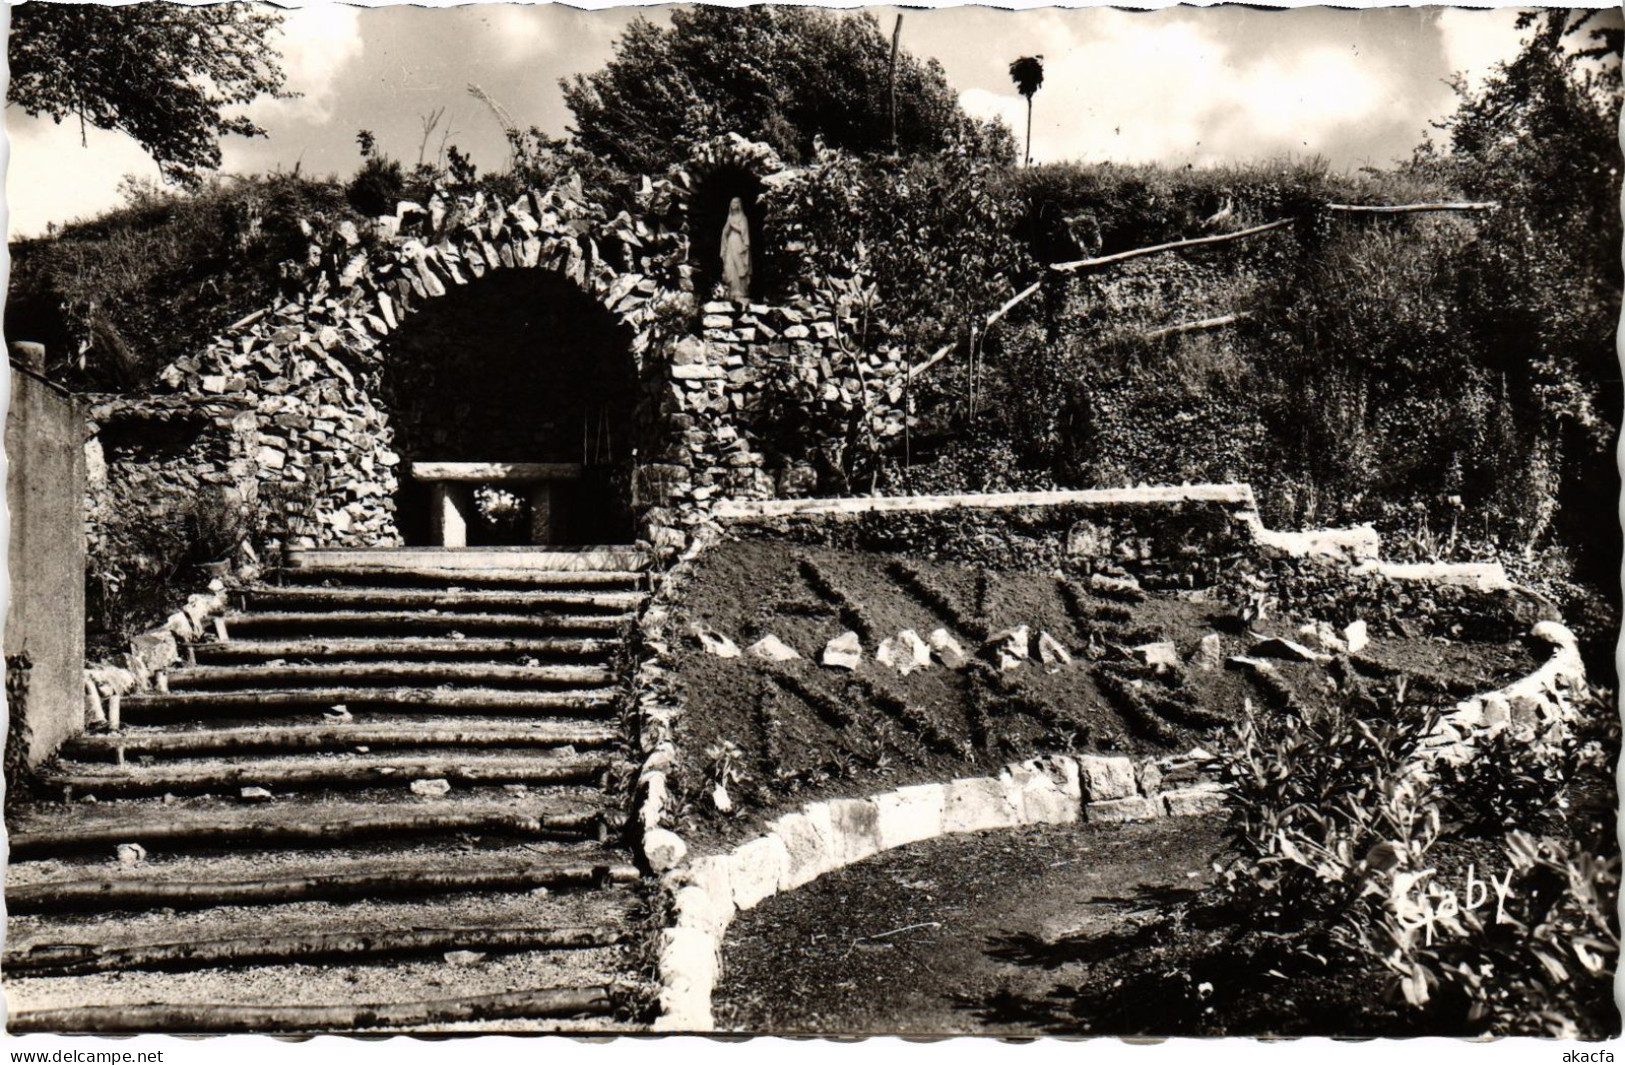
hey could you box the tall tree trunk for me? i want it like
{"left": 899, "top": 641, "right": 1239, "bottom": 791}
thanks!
{"left": 888, "top": 14, "right": 903, "bottom": 155}
{"left": 1024, "top": 96, "right": 1033, "bottom": 167}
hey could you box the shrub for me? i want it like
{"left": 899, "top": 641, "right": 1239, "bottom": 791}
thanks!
{"left": 1364, "top": 831, "right": 1620, "bottom": 1038}
{"left": 1434, "top": 727, "right": 1574, "bottom": 834}
{"left": 87, "top": 489, "right": 256, "bottom": 656}
{"left": 346, "top": 155, "right": 405, "bottom": 217}
{"left": 1214, "top": 690, "right": 1442, "bottom": 931}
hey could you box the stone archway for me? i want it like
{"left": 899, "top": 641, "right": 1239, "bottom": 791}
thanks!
{"left": 377, "top": 270, "right": 639, "bottom": 547}
{"left": 154, "top": 177, "right": 695, "bottom": 550}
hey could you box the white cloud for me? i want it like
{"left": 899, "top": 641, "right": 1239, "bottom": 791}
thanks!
{"left": 6, "top": 115, "right": 161, "bottom": 240}
{"left": 957, "top": 10, "right": 1397, "bottom": 167}
{"left": 1436, "top": 8, "right": 1525, "bottom": 94}
{"left": 250, "top": 4, "right": 366, "bottom": 126}
{"left": 488, "top": 6, "right": 555, "bottom": 65}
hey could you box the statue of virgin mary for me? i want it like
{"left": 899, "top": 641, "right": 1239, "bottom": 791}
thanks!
{"left": 719, "top": 197, "right": 752, "bottom": 301}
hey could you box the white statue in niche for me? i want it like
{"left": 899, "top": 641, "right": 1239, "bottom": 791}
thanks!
{"left": 719, "top": 196, "right": 752, "bottom": 302}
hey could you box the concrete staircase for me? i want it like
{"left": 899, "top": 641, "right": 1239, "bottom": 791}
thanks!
{"left": 6, "top": 547, "right": 651, "bottom": 1034}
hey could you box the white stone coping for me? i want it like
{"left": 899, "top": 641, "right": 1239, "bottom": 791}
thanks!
{"left": 82, "top": 581, "right": 235, "bottom": 730}
{"left": 648, "top": 752, "right": 1223, "bottom": 1033}
{"left": 1417, "top": 620, "right": 1587, "bottom": 767}
{"left": 1363, "top": 560, "right": 1513, "bottom": 593}
{"left": 645, "top": 620, "right": 1590, "bottom": 1032}
{"left": 1254, "top": 524, "right": 1382, "bottom": 563}
{"left": 632, "top": 487, "right": 1574, "bottom": 1031}
{"left": 713, "top": 484, "right": 1260, "bottom": 521}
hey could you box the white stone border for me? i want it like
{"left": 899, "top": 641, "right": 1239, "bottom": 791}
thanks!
{"left": 649, "top": 752, "right": 1222, "bottom": 1032}
{"left": 713, "top": 482, "right": 1516, "bottom": 585}
{"left": 81, "top": 580, "right": 236, "bottom": 731}
{"left": 714, "top": 484, "right": 1258, "bottom": 520}
{"left": 629, "top": 486, "right": 1579, "bottom": 1030}
{"left": 1416, "top": 620, "right": 1587, "bottom": 767}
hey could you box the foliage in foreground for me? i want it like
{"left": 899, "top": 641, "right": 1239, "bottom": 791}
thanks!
{"left": 1210, "top": 680, "right": 1619, "bottom": 1038}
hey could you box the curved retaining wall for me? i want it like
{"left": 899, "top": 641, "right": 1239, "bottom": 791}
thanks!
{"left": 650, "top": 752, "right": 1220, "bottom": 1032}
{"left": 627, "top": 484, "right": 1586, "bottom": 1031}
{"left": 1415, "top": 620, "right": 1585, "bottom": 767}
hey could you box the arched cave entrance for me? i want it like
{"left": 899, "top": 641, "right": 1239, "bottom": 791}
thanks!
{"left": 690, "top": 165, "right": 769, "bottom": 302}
{"left": 377, "top": 271, "right": 639, "bottom": 547}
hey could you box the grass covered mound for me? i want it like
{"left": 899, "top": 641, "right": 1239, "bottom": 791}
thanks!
{"left": 664, "top": 535, "right": 1539, "bottom": 847}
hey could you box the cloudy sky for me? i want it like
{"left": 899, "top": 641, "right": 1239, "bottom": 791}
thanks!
{"left": 4, "top": 2, "right": 1548, "bottom": 239}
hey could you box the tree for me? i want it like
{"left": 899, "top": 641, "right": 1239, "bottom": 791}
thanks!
{"left": 8, "top": 2, "right": 290, "bottom": 187}
{"left": 1420, "top": 8, "right": 1622, "bottom": 655}
{"left": 562, "top": 7, "right": 1013, "bottom": 174}
{"left": 1008, "top": 55, "right": 1044, "bottom": 167}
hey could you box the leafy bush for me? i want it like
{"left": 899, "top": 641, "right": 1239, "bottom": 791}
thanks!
{"left": 1215, "top": 691, "right": 1442, "bottom": 931}
{"left": 87, "top": 488, "right": 256, "bottom": 657}
{"left": 1364, "top": 831, "right": 1619, "bottom": 1038}
{"left": 1434, "top": 727, "right": 1574, "bottom": 834}
{"left": 346, "top": 154, "right": 405, "bottom": 217}
{"left": 1212, "top": 669, "right": 1618, "bottom": 1037}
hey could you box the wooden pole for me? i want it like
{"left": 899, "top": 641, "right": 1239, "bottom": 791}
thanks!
{"left": 907, "top": 199, "right": 1502, "bottom": 379}
{"left": 1142, "top": 311, "right": 1253, "bottom": 341}
{"left": 6, "top": 926, "right": 624, "bottom": 977}
{"left": 1325, "top": 201, "right": 1499, "bottom": 214}
{"left": 888, "top": 14, "right": 903, "bottom": 155}
{"left": 9, "top": 986, "right": 615, "bottom": 1034}
{"left": 1049, "top": 217, "right": 1296, "bottom": 274}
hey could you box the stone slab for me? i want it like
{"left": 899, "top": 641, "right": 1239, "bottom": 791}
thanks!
{"left": 1086, "top": 796, "right": 1163, "bottom": 823}
{"left": 943, "top": 775, "right": 1023, "bottom": 833}
{"left": 1076, "top": 754, "right": 1137, "bottom": 802}
{"left": 772, "top": 811, "right": 831, "bottom": 889}
{"left": 1162, "top": 787, "right": 1227, "bottom": 817}
{"left": 729, "top": 833, "right": 790, "bottom": 910}
{"left": 823, "top": 797, "right": 882, "bottom": 866}
{"left": 873, "top": 783, "right": 947, "bottom": 849}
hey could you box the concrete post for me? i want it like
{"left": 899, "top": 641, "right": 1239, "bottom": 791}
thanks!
{"left": 429, "top": 484, "right": 472, "bottom": 548}
{"left": 528, "top": 484, "right": 554, "bottom": 545}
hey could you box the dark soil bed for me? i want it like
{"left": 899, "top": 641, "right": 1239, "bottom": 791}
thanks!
{"left": 713, "top": 809, "right": 1619, "bottom": 1038}
{"left": 667, "top": 538, "right": 1539, "bottom": 848}
{"left": 713, "top": 817, "right": 1228, "bottom": 1035}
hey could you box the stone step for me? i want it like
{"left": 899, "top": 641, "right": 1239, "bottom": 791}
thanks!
{"left": 277, "top": 566, "right": 647, "bottom": 589}
{"left": 6, "top": 924, "right": 626, "bottom": 977}
{"left": 43, "top": 753, "right": 617, "bottom": 799}
{"left": 64, "top": 722, "right": 622, "bottom": 762}
{"left": 217, "top": 610, "right": 634, "bottom": 636}
{"left": 167, "top": 661, "right": 616, "bottom": 691}
{"left": 240, "top": 586, "right": 647, "bottom": 613}
{"left": 193, "top": 636, "right": 621, "bottom": 663}
{"left": 8, "top": 984, "right": 615, "bottom": 1033}
{"left": 286, "top": 547, "right": 647, "bottom": 573}
{"left": 118, "top": 687, "right": 619, "bottom": 724}
{"left": 8, "top": 846, "right": 635, "bottom": 913}
{"left": 9, "top": 798, "right": 611, "bottom": 859}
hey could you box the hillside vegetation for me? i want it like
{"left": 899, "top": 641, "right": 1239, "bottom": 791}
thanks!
{"left": 7, "top": 11, "right": 1617, "bottom": 673}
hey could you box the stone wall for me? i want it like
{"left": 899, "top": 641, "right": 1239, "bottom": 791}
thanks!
{"left": 82, "top": 393, "right": 261, "bottom": 627}
{"left": 641, "top": 297, "right": 910, "bottom": 559}
{"left": 153, "top": 176, "right": 694, "bottom": 552}
{"left": 712, "top": 485, "right": 1264, "bottom": 585}
{"left": 652, "top": 751, "right": 1221, "bottom": 1031}
{"left": 5, "top": 367, "right": 87, "bottom": 766}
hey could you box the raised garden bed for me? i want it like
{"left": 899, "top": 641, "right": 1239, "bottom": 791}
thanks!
{"left": 664, "top": 535, "right": 1541, "bottom": 850}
